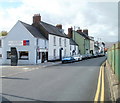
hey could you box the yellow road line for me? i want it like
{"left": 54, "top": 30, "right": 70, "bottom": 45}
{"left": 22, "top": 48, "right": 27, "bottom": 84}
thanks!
{"left": 94, "top": 62, "right": 105, "bottom": 103}
{"left": 100, "top": 66, "right": 105, "bottom": 102}
{"left": 94, "top": 66, "right": 102, "bottom": 102}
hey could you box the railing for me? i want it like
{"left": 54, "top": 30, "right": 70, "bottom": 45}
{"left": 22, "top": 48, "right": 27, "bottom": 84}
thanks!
{"left": 107, "top": 42, "right": 120, "bottom": 81}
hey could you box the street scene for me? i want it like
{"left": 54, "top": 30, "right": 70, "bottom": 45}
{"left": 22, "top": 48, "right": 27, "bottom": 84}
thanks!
{"left": 0, "top": 0, "right": 119, "bottom": 103}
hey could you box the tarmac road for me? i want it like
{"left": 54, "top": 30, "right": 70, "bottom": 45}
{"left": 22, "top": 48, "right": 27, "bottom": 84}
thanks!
{"left": 1, "top": 56, "right": 109, "bottom": 102}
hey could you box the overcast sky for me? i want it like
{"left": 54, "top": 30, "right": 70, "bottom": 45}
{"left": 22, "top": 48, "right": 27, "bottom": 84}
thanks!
{"left": 0, "top": 0, "right": 118, "bottom": 42}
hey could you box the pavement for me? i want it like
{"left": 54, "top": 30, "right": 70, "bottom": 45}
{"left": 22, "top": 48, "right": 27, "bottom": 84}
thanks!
{"left": 0, "top": 61, "right": 61, "bottom": 77}
{"left": 1, "top": 56, "right": 110, "bottom": 102}
{"left": 105, "top": 60, "right": 120, "bottom": 102}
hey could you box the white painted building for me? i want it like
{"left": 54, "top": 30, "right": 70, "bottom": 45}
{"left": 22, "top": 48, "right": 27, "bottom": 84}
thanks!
{"left": 32, "top": 14, "right": 70, "bottom": 61}
{"left": 99, "top": 42, "right": 105, "bottom": 54}
{"left": 89, "top": 36, "right": 95, "bottom": 55}
{"left": 94, "top": 41, "right": 100, "bottom": 55}
{"left": 0, "top": 36, "right": 6, "bottom": 64}
{"left": 2, "top": 21, "right": 48, "bottom": 65}
{"left": 48, "top": 34, "right": 70, "bottom": 60}
{"left": 70, "top": 39, "right": 79, "bottom": 56}
{"left": 2, "top": 14, "right": 73, "bottom": 65}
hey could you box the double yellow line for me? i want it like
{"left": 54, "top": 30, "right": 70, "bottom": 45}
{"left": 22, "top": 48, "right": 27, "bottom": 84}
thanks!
{"left": 94, "top": 63, "right": 105, "bottom": 102}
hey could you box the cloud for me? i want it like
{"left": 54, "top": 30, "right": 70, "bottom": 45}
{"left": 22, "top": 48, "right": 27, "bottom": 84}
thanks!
{"left": 0, "top": 0, "right": 118, "bottom": 42}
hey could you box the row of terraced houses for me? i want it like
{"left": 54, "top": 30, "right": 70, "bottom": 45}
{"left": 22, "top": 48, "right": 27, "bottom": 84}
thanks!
{"left": 0, "top": 14, "right": 105, "bottom": 65}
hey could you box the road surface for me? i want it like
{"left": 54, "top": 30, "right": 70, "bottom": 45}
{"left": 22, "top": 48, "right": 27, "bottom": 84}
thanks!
{"left": 1, "top": 56, "right": 110, "bottom": 102}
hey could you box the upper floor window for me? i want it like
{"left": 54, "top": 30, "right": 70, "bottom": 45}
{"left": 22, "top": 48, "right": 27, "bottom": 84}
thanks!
{"left": 64, "top": 38, "right": 66, "bottom": 47}
{"left": 59, "top": 38, "right": 61, "bottom": 46}
{"left": 74, "top": 46, "right": 76, "bottom": 50}
{"left": 53, "top": 36, "right": 56, "bottom": 46}
{"left": 70, "top": 45, "right": 72, "bottom": 51}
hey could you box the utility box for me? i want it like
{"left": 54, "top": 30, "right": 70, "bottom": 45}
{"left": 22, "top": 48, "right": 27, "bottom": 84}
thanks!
{"left": 11, "top": 47, "right": 18, "bottom": 66}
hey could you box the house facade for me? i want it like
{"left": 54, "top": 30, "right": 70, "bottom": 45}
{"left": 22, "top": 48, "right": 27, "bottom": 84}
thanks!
{"left": 70, "top": 39, "right": 79, "bottom": 56}
{"left": 89, "top": 36, "right": 95, "bottom": 55}
{"left": 0, "top": 36, "right": 6, "bottom": 64}
{"left": 68, "top": 27, "right": 90, "bottom": 55}
{"left": 94, "top": 41, "right": 100, "bottom": 55}
{"left": 32, "top": 14, "right": 70, "bottom": 61}
{"left": 2, "top": 21, "right": 48, "bottom": 65}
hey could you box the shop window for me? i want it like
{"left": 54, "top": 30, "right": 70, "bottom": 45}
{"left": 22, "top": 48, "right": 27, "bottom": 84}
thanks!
{"left": 7, "top": 51, "right": 11, "bottom": 59}
{"left": 19, "top": 51, "right": 29, "bottom": 60}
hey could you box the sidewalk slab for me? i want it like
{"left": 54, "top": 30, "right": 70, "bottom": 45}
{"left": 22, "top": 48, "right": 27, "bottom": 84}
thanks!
{"left": 0, "top": 61, "right": 61, "bottom": 77}
{"left": 105, "top": 60, "right": 120, "bottom": 102}
{"left": 0, "top": 61, "right": 61, "bottom": 68}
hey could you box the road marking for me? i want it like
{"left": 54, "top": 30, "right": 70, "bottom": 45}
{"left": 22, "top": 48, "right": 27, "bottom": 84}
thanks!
{"left": 100, "top": 66, "right": 104, "bottom": 101}
{"left": 94, "top": 66, "right": 102, "bottom": 102}
{"left": 94, "top": 62, "right": 105, "bottom": 102}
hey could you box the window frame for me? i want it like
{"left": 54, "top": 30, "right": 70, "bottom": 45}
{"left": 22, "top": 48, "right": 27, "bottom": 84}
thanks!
{"left": 53, "top": 36, "right": 56, "bottom": 46}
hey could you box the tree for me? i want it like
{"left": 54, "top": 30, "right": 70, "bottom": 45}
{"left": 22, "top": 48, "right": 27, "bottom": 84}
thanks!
{"left": 0, "top": 31, "right": 8, "bottom": 36}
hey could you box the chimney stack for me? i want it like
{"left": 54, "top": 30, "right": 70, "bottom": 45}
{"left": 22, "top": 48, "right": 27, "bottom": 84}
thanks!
{"left": 33, "top": 14, "right": 41, "bottom": 24}
{"left": 77, "top": 29, "right": 82, "bottom": 33}
{"left": 83, "top": 29, "right": 88, "bottom": 35}
{"left": 56, "top": 24, "right": 62, "bottom": 29}
{"left": 68, "top": 27, "right": 73, "bottom": 38}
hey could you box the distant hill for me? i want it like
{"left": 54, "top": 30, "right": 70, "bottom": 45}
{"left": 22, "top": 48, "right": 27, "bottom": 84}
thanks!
{"left": 105, "top": 42, "right": 117, "bottom": 48}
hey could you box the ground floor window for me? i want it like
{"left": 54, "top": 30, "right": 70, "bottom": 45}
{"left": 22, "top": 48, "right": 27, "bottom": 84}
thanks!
{"left": 0, "top": 54, "right": 2, "bottom": 58}
{"left": 19, "top": 51, "right": 29, "bottom": 60}
{"left": 38, "top": 52, "right": 41, "bottom": 60}
{"left": 64, "top": 49, "right": 66, "bottom": 56}
{"left": 7, "top": 51, "right": 11, "bottom": 59}
{"left": 53, "top": 49, "right": 56, "bottom": 58}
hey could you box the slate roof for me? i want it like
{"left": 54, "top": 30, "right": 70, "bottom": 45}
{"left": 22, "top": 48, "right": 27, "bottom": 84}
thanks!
{"left": 40, "top": 21, "right": 69, "bottom": 38}
{"left": 76, "top": 31, "right": 90, "bottom": 40}
{"left": 70, "top": 39, "right": 78, "bottom": 46}
{"left": 20, "top": 21, "right": 46, "bottom": 39}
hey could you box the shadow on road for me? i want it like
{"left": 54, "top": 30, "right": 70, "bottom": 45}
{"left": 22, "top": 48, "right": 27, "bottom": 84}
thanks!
{"left": 1, "top": 77, "right": 29, "bottom": 80}
{"left": 1, "top": 93, "right": 50, "bottom": 103}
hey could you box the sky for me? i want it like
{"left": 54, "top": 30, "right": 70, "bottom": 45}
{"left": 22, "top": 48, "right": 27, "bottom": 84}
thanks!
{"left": 0, "top": 0, "right": 119, "bottom": 42}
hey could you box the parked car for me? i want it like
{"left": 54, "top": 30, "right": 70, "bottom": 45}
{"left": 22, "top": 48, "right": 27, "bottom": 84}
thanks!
{"left": 87, "top": 53, "right": 93, "bottom": 59}
{"left": 98, "top": 53, "right": 105, "bottom": 57}
{"left": 93, "top": 53, "right": 98, "bottom": 58}
{"left": 82, "top": 54, "right": 88, "bottom": 60}
{"left": 62, "top": 56, "right": 75, "bottom": 64}
{"left": 73, "top": 54, "right": 82, "bottom": 61}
